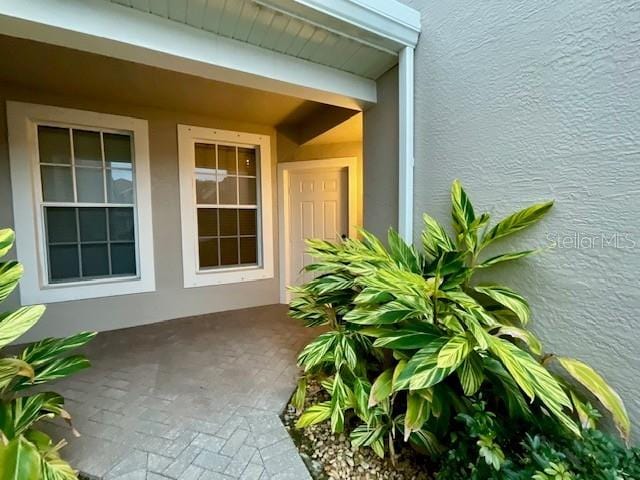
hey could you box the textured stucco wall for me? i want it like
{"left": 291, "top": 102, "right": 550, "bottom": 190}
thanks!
{"left": 401, "top": 0, "right": 640, "bottom": 435}
{"left": 363, "top": 67, "right": 399, "bottom": 238}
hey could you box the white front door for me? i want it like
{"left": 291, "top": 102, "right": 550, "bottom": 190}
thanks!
{"left": 288, "top": 167, "right": 348, "bottom": 288}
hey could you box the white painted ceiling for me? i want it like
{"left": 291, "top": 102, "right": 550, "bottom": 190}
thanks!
{"left": 108, "top": 0, "right": 398, "bottom": 79}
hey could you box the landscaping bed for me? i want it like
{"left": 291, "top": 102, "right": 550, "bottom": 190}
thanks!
{"left": 282, "top": 380, "right": 431, "bottom": 480}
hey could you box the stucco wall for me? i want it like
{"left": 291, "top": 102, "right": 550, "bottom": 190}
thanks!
{"left": 401, "top": 0, "right": 640, "bottom": 434}
{"left": 363, "top": 67, "right": 399, "bottom": 238}
{"left": 0, "top": 82, "right": 281, "bottom": 342}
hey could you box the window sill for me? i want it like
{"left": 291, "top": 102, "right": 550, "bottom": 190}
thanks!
{"left": 184, "top": 265, "right": 274, "bottom": 288}
{"left": 22, "top": 276, "right": 156, "bottom": 304}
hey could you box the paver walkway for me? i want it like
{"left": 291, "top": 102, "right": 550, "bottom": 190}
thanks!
{"left": 42, "top": 305, "right": 317, "bottom": 480}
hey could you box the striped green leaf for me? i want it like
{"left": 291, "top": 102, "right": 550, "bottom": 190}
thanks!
{"left": 451, "top": 179, "right": 475, "bottom": 235}
{"left": 422, "top": 214, "right": 455, "bottom": 259}
{"left": 404, "top": 393, "right": 430, "bottom": 441}
{"left": 458, "top": 352, "right": 485, "bottom": 395}
{"left": 407, "top": 428, "right": 443, "bottom": 457}
{"left": 373, "top": 327, "right": 442, "bottom": 350}
{"left": 481, "top": 201, "right": 553, "bottom": 249}
{"left": 474, "top": 284, "right": 531, "bottom": 325}
{"left": 0, "top": 306, "right": 45, "bottom": 349}
{"left": 0, "top": 261, "right": 23, "bottom": 303}
{"left": 0, "top": 358, "right": 34, "bottom": 390}
{"left": 0, "top": 436, "right": 42, "bottom": 480}
{"left": 15, "top": 355, "right": 91, "bottom": 389}
{"left": 0, "top": 229, "right": 15, "bottom": 258}
{"left": 497, "top": 326, "right": 543, "bottom": 355}
{"left": 557, "top": 356, "right": 630, "bottom": 441}
{"left": 395, "top": 339, "right": 455, "bottom": 391}
{"left": 19, "top": 332, "right": 96, "bottom": 367}
{"left": 388, "top": 229, "right": 421, "bottom": 273}
{"left": 291, "top": 377, "right": 307, "bottom": 412}
{"left": 296, "top": 401, "right": 332, "bottom": 428}
{"left": 369, "top": 368, "right": 393, "bottom": 407}
{"left": 476, "top": 250, "right": 537, "bottom": 269}
{"left": 437, "top": 334, "right": 472, "bottom": 369}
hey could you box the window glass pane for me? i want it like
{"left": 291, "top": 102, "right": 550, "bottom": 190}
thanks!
{"left": 238, "top": 209, "right": 256, "bottom": 236}
{"left": 81, "top": 243, "right": 109, "bottom": 277}
{"left": 219, "top": 238, "right": 238, "bottom": 266}
{"left": 196, "top": 176, "right": 218, "bottom": 204}
{"left": 38, "top": 126, "right": 70, "bottom": 165}
{"left": 76, "top": 167, "right": 105, "bottom": 203}
{"left": 217, "top": 145, "right": 237, "bottom": 175}
{"left": 104, "top": 133, "right": 132, "bottom": 168}
{"left": 41, "top": 165, "right": 74, "bottom": 202}
{"left": 195, "top": 143, "right": 216, "bottom": 169}
{"left": 199, "top": 238, "right": 219, "bottom": 268}
{"left": 219, "top": 209, "right": 237, "bottom": 236}
{"left": 107, "top": 169, "right": 134, "bottom": 203}
{"left": 49, "top": 245, "right": 79, "bottom": 281}
{"left": 238, "top": 177, "right": 257, "bottom": 205}
{"left": 197, "top": 209, "right": 218, "bottom": 237}
{"left": 237, "top": 148, "right": 256, "bottom": 176}
{"left": 45, "top": 207, "right": 77, "bottom": 243}
{"left": 79, "top": 208, "right": 107, "bottom": 242}
{"left": 73, "top": 130, "right": 102, "bottom": 167}
{"left": 109, "top": 208, "right": 135, "bottom": 241}
{"left": 240, "top": 237, "right": 257, "bottom": 265}
{"left": 219, "top": 176, "right": 237, "bottom": 204}
{"left": 111, "top": 243, "right": 136, "bottom": 275}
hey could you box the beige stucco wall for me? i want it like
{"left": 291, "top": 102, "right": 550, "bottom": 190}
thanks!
{"left": 0, "top": 81, "right": 282, "bottom": 342}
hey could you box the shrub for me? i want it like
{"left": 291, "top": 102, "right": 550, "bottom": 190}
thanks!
{"left": 290, "top": 180, "right": 630, "bottom": 466}
{"left": 0, "top": 228, "right": 96, "bottom": 479}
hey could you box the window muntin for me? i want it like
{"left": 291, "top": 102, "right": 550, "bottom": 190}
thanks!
{"left": 194, "top": 142, "right": 260, "bottom": 270}
{"left": 37, "top": 125, "right": 137, "bottom": 283}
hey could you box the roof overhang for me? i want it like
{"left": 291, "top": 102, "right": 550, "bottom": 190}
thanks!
{"left": 0, "top": 0, "right": 421, "bottom": 110}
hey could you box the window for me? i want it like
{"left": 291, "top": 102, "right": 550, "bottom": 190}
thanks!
{"left": 7, "top": 102, "right": 155, "bottom": 303}
{"left": 178, "top": 125, "right": 273, "bottom": 287}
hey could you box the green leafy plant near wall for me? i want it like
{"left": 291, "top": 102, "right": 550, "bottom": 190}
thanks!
{"left": 0, "top": 228, "right": 96, "bottom": 480}
{"left": 290, "top": 180, "right": 632, "bottom": 473}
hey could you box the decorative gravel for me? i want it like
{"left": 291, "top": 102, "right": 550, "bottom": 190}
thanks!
{"left": 282, "top": 381, "right": 432, "bottom": 480}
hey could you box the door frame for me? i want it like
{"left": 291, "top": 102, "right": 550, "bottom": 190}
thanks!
{"left": 277, "top": 157, "right": 359, "bottom": 303}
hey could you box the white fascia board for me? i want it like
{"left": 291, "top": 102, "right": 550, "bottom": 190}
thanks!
{"left": 264, "top": 0, "right": 421, "bottom": 50}
{"left": 0, "top": 0, "right": 376, "bottom": 109}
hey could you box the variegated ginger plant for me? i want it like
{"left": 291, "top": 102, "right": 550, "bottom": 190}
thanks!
{"left": 290, "top": 180, "right": 630, "bottom": 464}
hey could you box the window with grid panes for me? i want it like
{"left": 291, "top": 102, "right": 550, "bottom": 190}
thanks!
{"left": 194, "top": 142, "right": 259, "bottom": 269}
{"left": 37, "top": 125, "right": 137, "bottom": 282}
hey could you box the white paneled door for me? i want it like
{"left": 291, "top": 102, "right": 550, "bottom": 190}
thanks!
{"left": 288, "top": 167, "right": 348, "bottom": 287}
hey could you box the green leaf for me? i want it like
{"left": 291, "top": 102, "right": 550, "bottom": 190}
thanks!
{"left": 41, "top": 454, "right": 77, "bottom": 480}
{"left": 0, "top": 306, "right": 46, "bottom": 349}
{"left": 474, "top": 285, "right": 531, "bottom": 325}
{"left": 373, "top": 327, "right": 441, "bottom": 350}
{"left": 291, "top": 377, "right": 307, "bottom": 412}
{"left": 296, "top": 402, "right": 332, "bottom": 428}
{"left": 394, "top": 339, "right": 455, "bottom": 391}
{"left": 16, "top": 356, "right": 90, "bottom": 389}
{"left": 19, "top": 332, "right": 96, "bottom": 367}
{"left": 297, "top": 332, "right": 339, "bottom": 371}
{"left": 481, "top": 201, "right": 553, "bottom": 249}
{"left": 436, "top": 334, "right": 472, "bottom": 369}
{"left": 497, "top": 326, "right": 543, "bottom": 355}
{"left": 557, "top": 356, "right": 630, "bottom": 441}
{"left": 407, "top": 428, "right": 443, "bottom": 457}
{"left": 458, "top": 352, "right": 485, "bottom": 395}
{"left": 0, "top": 436, "right": 42, "bottom": 480}
{"left": 0, "top": 358, "right": 34, "bottom": 390}
{"left": 0, "top": 229, "right": 16, "bottom": 258}
{"left": 388, "top": 229, "right": 421, "bottom": 273}
{"left": 0, "top": 261, "right": 23, "bottom": 303}
{"left": 350, "top": 423, "right": 385, "bottom": 449}
{"left": 476, "top": 250, "right": 538, "bottom": 269}
{"left": 421, "top": 214, "right": 455, "bottom": 259}
{"left": 404, "top": 393, "right": 430, "bottom": 441}
{"left": 451, "top": 179, "right": 475, "bottom": 235}
{"left": 369, "top": 368, "right": 393, "bottom": 407}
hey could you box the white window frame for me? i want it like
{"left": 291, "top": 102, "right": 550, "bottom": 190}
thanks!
{"left": 7, "top": 101, "right": 155, "bottom": 304}
{"left": 177, "top": 125, "right": 274, "bottom": 288}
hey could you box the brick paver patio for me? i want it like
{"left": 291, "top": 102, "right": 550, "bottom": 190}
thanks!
{"left": 42, "top": 305, "right": 317, "bottom": 480}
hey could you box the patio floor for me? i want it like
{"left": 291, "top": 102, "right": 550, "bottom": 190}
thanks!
{"left": 42, "top": 305, "right": 318, "bottom": 480}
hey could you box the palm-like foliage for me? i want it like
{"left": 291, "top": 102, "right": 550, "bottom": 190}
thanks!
{"left": 0, "top": 228, "right": 96, "bottom": 480}
{"left": 290, "top": 180, "right": 630, "bottom": 465}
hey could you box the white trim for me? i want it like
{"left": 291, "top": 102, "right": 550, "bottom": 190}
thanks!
{"left": 398, "top": 47, "right": 415, "bottom": 241}
{"left": 0, "top": 0, "right": 375, "bottom": 110}
{"left": 260, "top": 0, "right": 421, "bottom": 50}
{"left": 277, "top": 157, "right": 359, "bottom": 303}
{"left": 6, "top": 101, "right": 155, "bottom": 304}
{"left": 178, "top": 125, "right": 274, "bottom": 288}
